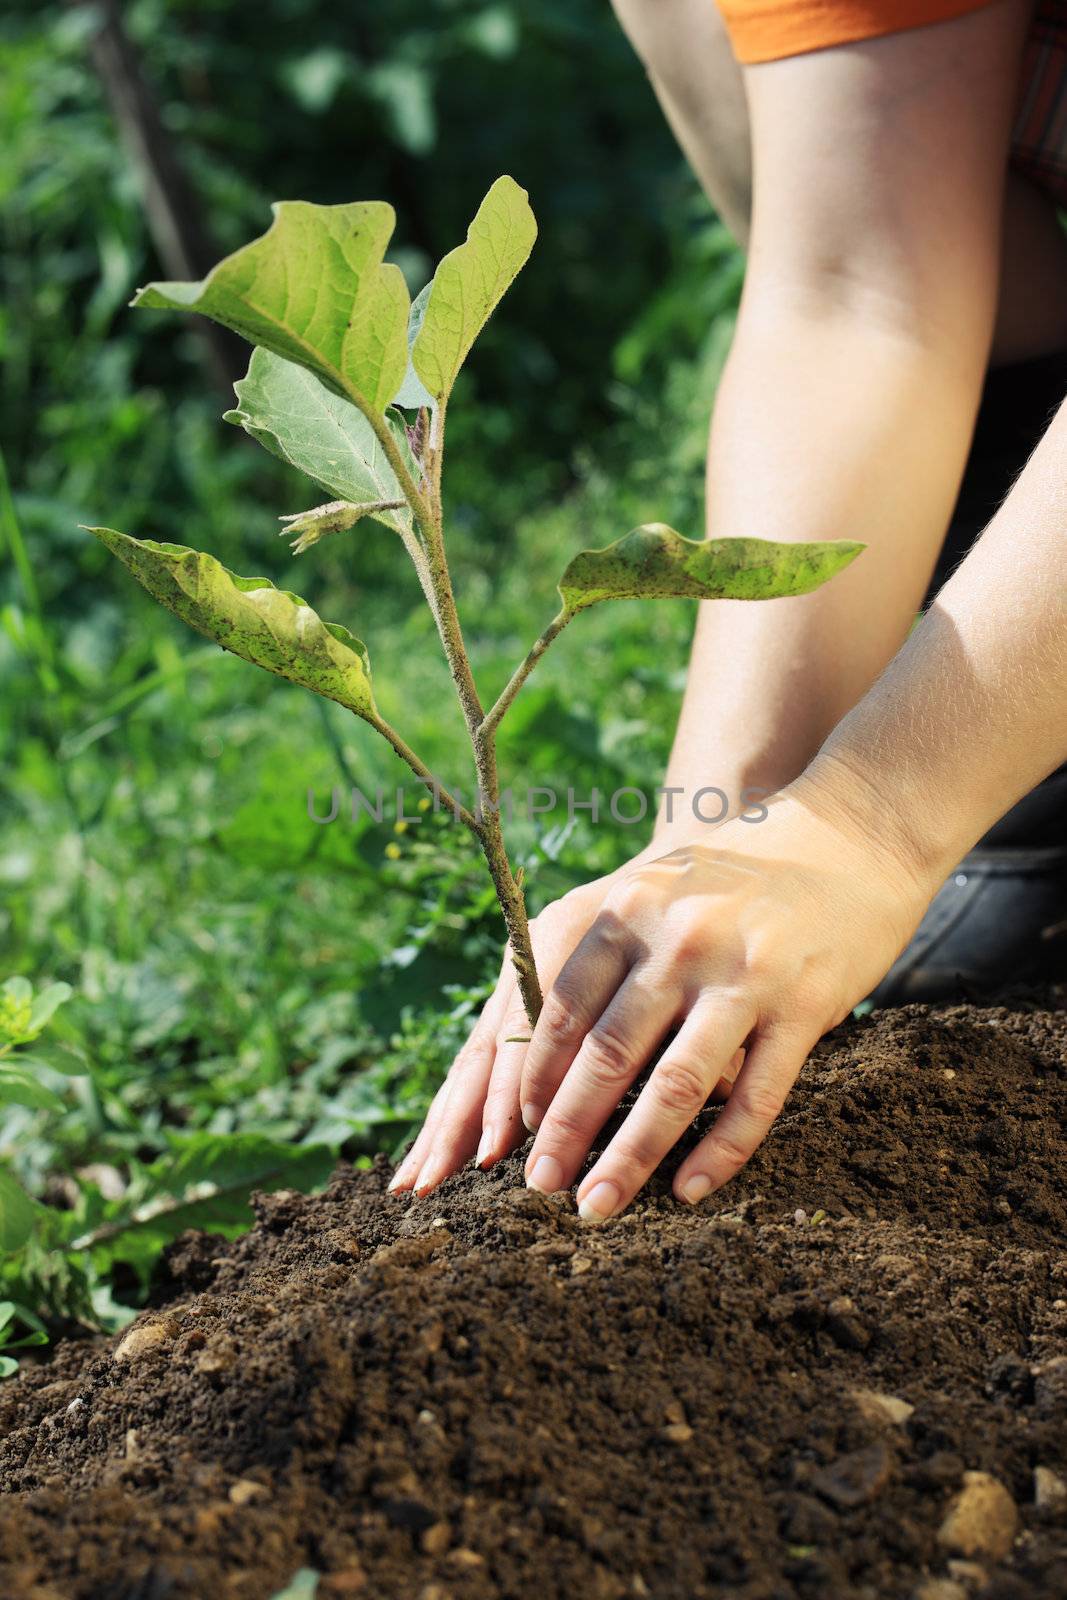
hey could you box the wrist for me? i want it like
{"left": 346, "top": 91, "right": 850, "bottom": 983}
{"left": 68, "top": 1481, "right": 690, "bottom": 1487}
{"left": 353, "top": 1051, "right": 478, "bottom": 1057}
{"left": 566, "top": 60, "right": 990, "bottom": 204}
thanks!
{"left": 788, "top": 746, "right": 956, "bottom": 900}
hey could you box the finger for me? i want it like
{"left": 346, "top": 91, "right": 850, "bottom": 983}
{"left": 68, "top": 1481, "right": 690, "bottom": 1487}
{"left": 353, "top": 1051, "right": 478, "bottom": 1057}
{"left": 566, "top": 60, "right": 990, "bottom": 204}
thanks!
{"left": 389, "top": 974, "right": 510, "bottom": 1193}
{"left": 480, "top": 915, "right": 602, "bottom": 1167}
{"left": 672, "top": 1023, "right": 814, "bottom": 1203}
{"left": 388, "top": 1075, "right": 452, "bottom": 1193}
{"left": 478, "top": 985, "right": 536, "bottom": 1167}
{"left": 519, "top": 912, "right": 635, "bottom": 1133}
{"left": 574, "top": 998, "right": 753, "bottom": 1221}
{"left": 524, "top": 968, "right": 679, "bottom": 1198}
{"left": 410, "top": 1024, "right": 498, "bottom": 1195}
{"left": 710, "top": 1046, "right": 745, "bottom": 1104}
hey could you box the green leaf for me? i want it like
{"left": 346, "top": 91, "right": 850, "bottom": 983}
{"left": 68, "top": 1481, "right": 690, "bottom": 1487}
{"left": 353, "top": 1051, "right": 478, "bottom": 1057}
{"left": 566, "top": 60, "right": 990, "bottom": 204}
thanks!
{"left": 558, "top": 524, "right": 864, "bottom": 614}
{"left": 0, "top": 1167, "right": 36, "bottom": 1254}
{"left": 75, "top": 1133, "right": 336, "bottom": 1276}
{"left": 1, "top": 978, "right": 31, "bottom": 1006}
{"left": 0, "top": 1302, "right": 47, "bottom": 1350}
{"left": 85, "top": 529, "right": 378, "bottom": 721}
{"left": 0, "top": 1069, "right": 67, "bottom": 1114}
{"left": 132, "top": 201, "right": 409, "bottom": 415}
{"left": 412, "top": 175, "right": 536, "bottom": 403}
{"left": 10, "top": 1041, "right": 89, "bottom": 1077}
{"left": 0, "top": 1357, "right": 17, "bottom": 1379}
{"left": 27, "top": 981, "right": 72, "bottom": 1035}
{"left": 391, "top": 283, "right": 435, "bottom": 411}
{"left": 224, "top": 349, "right": 415, "bottom": 535}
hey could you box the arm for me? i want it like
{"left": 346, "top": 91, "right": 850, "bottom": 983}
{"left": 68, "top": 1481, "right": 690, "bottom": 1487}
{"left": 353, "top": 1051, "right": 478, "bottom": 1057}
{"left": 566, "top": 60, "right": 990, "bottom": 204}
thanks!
{"left": 812, "top": 396, "right": 1067, "bottom": 887}
{"left": 393, "top": 0, "right": 1035, "bottom": 1200}
{"left": 659, "top": 0, "right": 1031, "bottom": 820}
{"left": 522, "top": 395, "right": 1067, "bottom": 1220}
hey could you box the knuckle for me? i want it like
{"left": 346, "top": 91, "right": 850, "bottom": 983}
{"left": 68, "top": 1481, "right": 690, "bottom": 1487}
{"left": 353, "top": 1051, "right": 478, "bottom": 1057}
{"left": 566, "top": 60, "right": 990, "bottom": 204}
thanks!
{"left": 708, "top": 1131, "right": 751, "bottom": 1172}
{"left": 453, "top": 1034, "right": 493, "bottom": 1075}
{"left": 540, "top": 1103, "right": 588, "bottom": 1145}
{"left": 603, "top": 878, "right": 647, "bottom": 922}
{"left": 580, "top": 1025, "right": 634, "bottom": 1087}
{"left": 653, "top": 1059, "right": 710, "bottom": 1114}
{"left": 539, "top": 988, "right": 583, "bottom": 1049}
{"left": 495, "top": 1007, "right": 531, "bottom": 1048}
{"left": 733, "top": 1080, "right": 786, "bottom": 1125}
{"left": 669, "top": 919, "right": 708, "bottom": 966}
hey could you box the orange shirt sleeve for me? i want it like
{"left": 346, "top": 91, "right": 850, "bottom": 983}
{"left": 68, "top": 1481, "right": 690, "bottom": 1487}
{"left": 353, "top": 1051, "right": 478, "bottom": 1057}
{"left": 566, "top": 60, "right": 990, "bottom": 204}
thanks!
{"left": 717, "top": 0, "right": 998, "bottom": 64}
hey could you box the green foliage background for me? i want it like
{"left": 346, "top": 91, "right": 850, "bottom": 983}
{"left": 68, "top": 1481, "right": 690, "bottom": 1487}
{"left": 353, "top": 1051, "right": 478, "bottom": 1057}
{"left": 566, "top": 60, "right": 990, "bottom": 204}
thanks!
{"left": 0, "top": 0, "right": 742, "bottom": 1326}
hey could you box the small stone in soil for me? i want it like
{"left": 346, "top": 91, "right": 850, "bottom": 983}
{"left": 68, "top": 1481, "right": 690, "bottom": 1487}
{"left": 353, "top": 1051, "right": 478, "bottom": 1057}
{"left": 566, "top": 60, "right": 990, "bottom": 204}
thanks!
{"left": 811, "top": 1442, "right": 892, "bottom": 1509}
{"left": 849, "top": 1388, "right": 914, "bottom": 1427}
{"left": 420, "top": 1521, "right": 451, "bottom": 1556}
{"left": 228, "top": 1479, "right": 270, "bottom": 1506}
{"left": 914, "top": 1582, "right": 967, "bottom": 1600}
{"left": 112, "top": 1321, "right": 173, "bottom": 1363}
{"left": 936, "top": 1472, "right": 1018, "bottom": 1560}
{"left": 1033, "top": 1465, "right": 1067, "bottom": 1513}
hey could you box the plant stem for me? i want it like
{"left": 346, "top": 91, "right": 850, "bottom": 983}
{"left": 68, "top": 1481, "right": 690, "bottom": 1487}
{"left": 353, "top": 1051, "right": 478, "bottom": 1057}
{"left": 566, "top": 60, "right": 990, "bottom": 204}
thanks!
{"left": 361, "top": 396, "right": 543, "bottom": 1023}
{"left": 473, "top": 757, "right": 543, "bottom": 1024}
{"left": 368, "top": 711, "right": 479, "bottom": 836}
{"left": 365, "top": 401, "right": 485, "bottom": 736}
{"left": 481, "top": 607, "right": 573, "bottom": 738}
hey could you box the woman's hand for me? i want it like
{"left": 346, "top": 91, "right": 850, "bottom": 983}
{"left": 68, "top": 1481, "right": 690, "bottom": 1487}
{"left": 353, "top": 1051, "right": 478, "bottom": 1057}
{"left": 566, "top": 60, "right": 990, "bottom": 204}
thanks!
{"left": 391, "top": 766, "right": 936, "bottom": 1214}
{"left": 519, "top": 771, "right": 934, "bottom": 1219}
{"left": 388, "top": 867, "right": 636, "bottom": 1196}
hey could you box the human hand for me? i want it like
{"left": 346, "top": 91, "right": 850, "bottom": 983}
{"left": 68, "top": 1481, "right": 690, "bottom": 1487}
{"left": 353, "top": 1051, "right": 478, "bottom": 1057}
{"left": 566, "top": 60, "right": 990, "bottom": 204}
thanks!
{"left": 514, "top": 772, "right": 934, "bottom": 1220}
{"left": 388, "top": 863, "right": 653, "bottom": 1196}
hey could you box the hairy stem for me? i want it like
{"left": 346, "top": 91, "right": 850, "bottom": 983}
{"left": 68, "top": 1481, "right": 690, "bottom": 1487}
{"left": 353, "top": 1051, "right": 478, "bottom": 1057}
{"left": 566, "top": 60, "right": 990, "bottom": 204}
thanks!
{"left": 364, "top": 395, "right": 542, "bottom": 1023}
{"left": 481, "top": 607, "right": 573, "bottom": 739}
{"left": 477, "top": 803, "right": 543, "bottom": 1025}
{"left": 472, "top": 721, "right": 543, "bottom": 1023}
{"left": 368, "top": 711, "right": 479, "bottom": 836}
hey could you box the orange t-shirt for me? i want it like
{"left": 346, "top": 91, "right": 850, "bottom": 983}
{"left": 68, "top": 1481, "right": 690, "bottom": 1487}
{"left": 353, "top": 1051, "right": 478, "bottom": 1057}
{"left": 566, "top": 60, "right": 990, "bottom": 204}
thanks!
{"left": 717, "top": 0, "right": 996, "bottom": 63}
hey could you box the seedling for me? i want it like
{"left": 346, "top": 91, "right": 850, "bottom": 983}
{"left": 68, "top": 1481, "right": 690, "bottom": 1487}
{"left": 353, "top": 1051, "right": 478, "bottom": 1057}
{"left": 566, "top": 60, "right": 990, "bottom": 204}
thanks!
{"left": 90, "top": 177, "right": 861, "bottom": 1025}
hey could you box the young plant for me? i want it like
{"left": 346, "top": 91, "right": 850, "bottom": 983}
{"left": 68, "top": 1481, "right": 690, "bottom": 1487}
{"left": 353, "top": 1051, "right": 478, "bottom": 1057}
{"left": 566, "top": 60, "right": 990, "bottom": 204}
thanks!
{"left": 0, "top": 975, "right": 85, "bottom": 1256}
{"left": 89, "top": 176, "right": 861, "bottom": 1027}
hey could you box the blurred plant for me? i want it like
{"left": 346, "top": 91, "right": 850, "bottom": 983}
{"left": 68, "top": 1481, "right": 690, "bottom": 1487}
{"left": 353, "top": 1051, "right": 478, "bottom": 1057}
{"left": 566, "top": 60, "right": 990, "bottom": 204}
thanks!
{"left": 90, "top": 177, "right": 861, "bottom": 1026}
{"left": 0, "top": 975, "right": 85, "bottom": 1253}
{"left": 0, "top": 1299, "right": 48, "bottom": 1379}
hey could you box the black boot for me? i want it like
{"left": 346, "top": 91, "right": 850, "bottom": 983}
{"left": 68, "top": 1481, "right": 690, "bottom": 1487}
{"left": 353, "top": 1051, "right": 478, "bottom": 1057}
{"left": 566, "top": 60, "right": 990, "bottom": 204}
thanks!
{"left": 870, "top": 350, "right": 1067, "bottom": 1005}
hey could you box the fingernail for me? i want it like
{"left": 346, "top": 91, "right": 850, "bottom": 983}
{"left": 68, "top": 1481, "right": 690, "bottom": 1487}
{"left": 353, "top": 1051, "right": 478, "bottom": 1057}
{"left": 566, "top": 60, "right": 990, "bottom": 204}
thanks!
{"left": 476, "top": 1128, "right": 495, "bottom": 1167}
{"left": 680, "top": 1173, "right": 712, "bottom": 1205}
{"left": 387, "top": 1160, "right": 413, "bottom": 1192}
{"left": 578, "top": 1181, "right": 620, "bottom": 1223}
{"left": 526, "top": 1154, "right": 563, "bottom": 1194}
{"left": 521, "top": 1102, "right": 543, "bottom": 1133}
{"left": 413, "top": 1163, "right": 439, "bottom": 1196}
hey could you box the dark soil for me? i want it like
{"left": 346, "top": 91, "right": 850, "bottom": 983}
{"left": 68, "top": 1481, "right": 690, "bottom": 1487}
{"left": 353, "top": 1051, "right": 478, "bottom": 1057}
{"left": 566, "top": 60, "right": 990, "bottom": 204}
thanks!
{"left": 1, "top": 1002, "right": 1066, "bottom": 1600}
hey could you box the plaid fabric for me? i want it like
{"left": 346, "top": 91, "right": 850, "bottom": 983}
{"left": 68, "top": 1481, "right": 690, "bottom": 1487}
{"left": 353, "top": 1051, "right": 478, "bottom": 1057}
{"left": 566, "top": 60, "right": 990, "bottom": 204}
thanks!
{"left": 1012, "top": 0, "right": 1067, "bottom": 207}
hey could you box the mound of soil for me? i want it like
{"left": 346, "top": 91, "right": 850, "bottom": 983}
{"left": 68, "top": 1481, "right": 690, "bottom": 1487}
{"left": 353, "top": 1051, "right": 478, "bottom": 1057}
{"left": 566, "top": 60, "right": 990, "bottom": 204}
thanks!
{"left": 1, "top": 1002, "right": 1066, "bottom": 1600}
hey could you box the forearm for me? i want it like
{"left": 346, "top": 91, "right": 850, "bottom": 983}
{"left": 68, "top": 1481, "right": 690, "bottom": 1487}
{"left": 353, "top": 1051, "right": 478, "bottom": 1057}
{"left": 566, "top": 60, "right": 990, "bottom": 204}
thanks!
{"left": 658, "top": 302, "right": 987, "bottom": 830}
{"left": 806, "top": 397, "right": 1067, "bottom": 882}
{"left": 655, "top": 1, "right": 1027, "bottom": 840}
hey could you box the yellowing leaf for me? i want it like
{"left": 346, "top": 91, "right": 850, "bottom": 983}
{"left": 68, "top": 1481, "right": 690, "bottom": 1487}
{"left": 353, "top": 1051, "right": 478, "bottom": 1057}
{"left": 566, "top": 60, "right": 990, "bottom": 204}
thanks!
{"left": 412, "top": 175, "right": 536, "bottom": 402}
{"left": 86, "top": 529, "right": 377, "bottom": 719}
{"left": 558, "top": 524, "right": 864, "bottom": 614}
{"left": 133, "top": 202, "right": 409, "bottom": 415}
